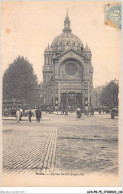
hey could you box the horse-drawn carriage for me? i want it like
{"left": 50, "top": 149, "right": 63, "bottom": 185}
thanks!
{"left": 2, "top": 99, "right": 25, "bottom": 117}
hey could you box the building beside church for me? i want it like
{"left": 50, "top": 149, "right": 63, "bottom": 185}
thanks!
{"left": 42, "top": 12, "right": 93, "bottom": 111}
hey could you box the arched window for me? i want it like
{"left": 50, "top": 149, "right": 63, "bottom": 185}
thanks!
{"left": 48, "top": 57, "right": 49, "bottom": 65}
{"left": 45, "top": 57, "right": 46, "bottom": 65}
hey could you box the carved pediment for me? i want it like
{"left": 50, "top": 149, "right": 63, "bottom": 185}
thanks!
{"left": 53, "top": 48, "right": 84, "bottom": 64}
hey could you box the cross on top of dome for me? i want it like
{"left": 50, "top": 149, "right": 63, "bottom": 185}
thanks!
{"left": 63, "top": 10, "right": 71, "bottom": 33}
{"left": 66, "top": 8, "right": 69, "bottom": 19}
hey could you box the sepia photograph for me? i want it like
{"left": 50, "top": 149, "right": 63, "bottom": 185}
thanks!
{"left": 1, "top": 1, "right": 122, "bottom": 188}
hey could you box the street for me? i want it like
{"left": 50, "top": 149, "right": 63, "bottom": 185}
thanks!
{"left": 2, "top": 112, "right": 118, "bottom": 175}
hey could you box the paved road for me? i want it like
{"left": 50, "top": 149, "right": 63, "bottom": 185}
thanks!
{"left": 2, "top": 112, "right": 118, "bottom": 175}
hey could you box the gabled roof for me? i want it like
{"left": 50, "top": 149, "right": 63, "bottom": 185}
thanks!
{"left": 53, "top": 48, "right": 83, "bottom": 60}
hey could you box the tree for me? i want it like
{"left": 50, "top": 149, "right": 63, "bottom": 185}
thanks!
{"left": 100, "top": 81, "right": 118, "bottom": 108}
{"left": 3, "top": 56, "right": 39, "bottom": 107}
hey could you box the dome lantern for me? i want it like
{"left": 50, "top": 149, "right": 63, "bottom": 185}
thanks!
{"left": 63, "top": 11, "right": 71, "bottom": 33}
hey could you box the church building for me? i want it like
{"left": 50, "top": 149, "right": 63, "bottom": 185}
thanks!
{"left": 42, "top": 12, "right": 93, "bottom": 110}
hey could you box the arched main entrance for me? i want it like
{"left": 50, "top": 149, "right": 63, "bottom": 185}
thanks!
{"left": 61, "top": 92, "right": 82, "bottom": 111}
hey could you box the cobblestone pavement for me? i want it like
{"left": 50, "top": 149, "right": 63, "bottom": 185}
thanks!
{"left": 55, "top": 115, "right": 118, "bottom": 174}
{"left": 2, "top": 118, "right": 57, "bottom": 175}
{"left": 2, "top": 112, "right": 118, "bottom": 175}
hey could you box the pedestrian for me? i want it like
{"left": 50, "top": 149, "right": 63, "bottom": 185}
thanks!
{"left": 63, "top": 107, "right": 65, "bottom": 115}
{"left": 76, "top": 107, "right": 81, "bottom": 118}
{"left": 19, "top": 108, "right": 23, "bottom": 121}
{"left": 16, "top": 109, "right": 20, "bottom": 122}
{"left": 35, "top": 108, "right": 37, "bottom": 121}
{"left": 92, "top": 109, "right": 94, "bottom": 115}
{"left": 106, "top": 109, "right": 109, "bottom": 114}
{"left": 98, "top": 108, "right": 101, "bottom": 115}
{"left": 90, "top": 107, "right": 94, "bottom": 115}
{"left": 102, "top": 108, "right": 105, "bottom": 114}
{"left": 111, "top": 108, "right": 116, "bottom": 119}
{"left": 65, "top": 109, "right": 68, "bottom": 116}
{"left": 28, "top": 109, "right": 32, "bottom": 122}
{"left": 35, "top": 107, "right": 42, "bottom": 122}
{"left": 40, "top": 109, "right": 42, "bottom": 121}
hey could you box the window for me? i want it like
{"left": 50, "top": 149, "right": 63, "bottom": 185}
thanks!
{"left": 84, "top": 82, "right": 88, "bottom": 89}
{"left": 65, "top": 63, "right": 78, "bottom": 76}
{"left": 55, "top": 89, "right": 58, "bottom": 94}
{"left": 55, "top": 83, "right": 58, "bottom": 88}
{"left": 85, "top": 98, "right": 88, "bottom": 106}
{"left": 85, "top": 90, "right": 88, "bottom": 95}
{"left": 47, "top": 75, "right": 50, "bottom": 81}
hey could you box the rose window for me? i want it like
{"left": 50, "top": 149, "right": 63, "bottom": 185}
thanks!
{"left": 65, "top": 63, "right": 78, "bottom": 76}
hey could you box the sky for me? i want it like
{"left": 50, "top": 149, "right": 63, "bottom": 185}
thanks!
{"left": 1, "top": 1, "right": 121, "bottom": 87}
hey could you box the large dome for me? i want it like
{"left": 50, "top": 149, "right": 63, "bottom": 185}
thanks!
{"left": 44, "top": 12, "right": 84, "bottom": 54}
{"left": 51, "top": 32, "right": 84, "bottom": 53}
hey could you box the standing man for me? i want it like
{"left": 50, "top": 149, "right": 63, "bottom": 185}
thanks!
{"left": 28, "top": 109, "right": 32, "bottom": 122}
{"left": 19, "top": 108, "right": 23, "bottom": 121}
{"left": 76, "top": 107, "right": 81, "bottom": 118}
{"left": 98, "top": 108, "right": 101, "bottom": 115}
{"left": 35, "top": 107, "right": 42, "bottom": 122}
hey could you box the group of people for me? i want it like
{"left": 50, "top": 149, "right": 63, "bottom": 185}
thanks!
{"left": 16, "top": 106, "right": 116, "bottom": 122}
{"left": 35, "top": 107, "right": 42, "bottom": 122}
{"left": 76, "top": 107, "right": 118, "bottom": 119}
{"left": 98, "top": 108, "right": 110, "bottom": 115}
{"left": 61, "top": 109, "right": 68, "bottom": 116}
{"left": 60, "top": 107, "right": 82, "bottom": 118}
{"left": 60, "top": 107, "right": 95, "bottom": 118}
{"left": 28, "top": 107, "right": 42, "bottom": 122}
{"left": 16, "top": 107, "right": 42, "bottom": 122}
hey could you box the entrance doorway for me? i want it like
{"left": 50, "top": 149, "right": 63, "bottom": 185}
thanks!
{"left": 68, "top": 98, "right": 75, "bottom": 111}
{"left": 68, "top": 98, "right": 74, "bottom": 107}
{"left": 60, "top": 92, "right": 82, "bottom": 111}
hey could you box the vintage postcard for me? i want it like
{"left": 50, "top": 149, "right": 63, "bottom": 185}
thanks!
{"left": 1, "top": 1, "right": 122, "bottom": 188}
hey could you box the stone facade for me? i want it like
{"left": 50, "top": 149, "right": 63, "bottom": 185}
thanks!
{"left": 42, "top": 12, "right": 93, "bottom": 110}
